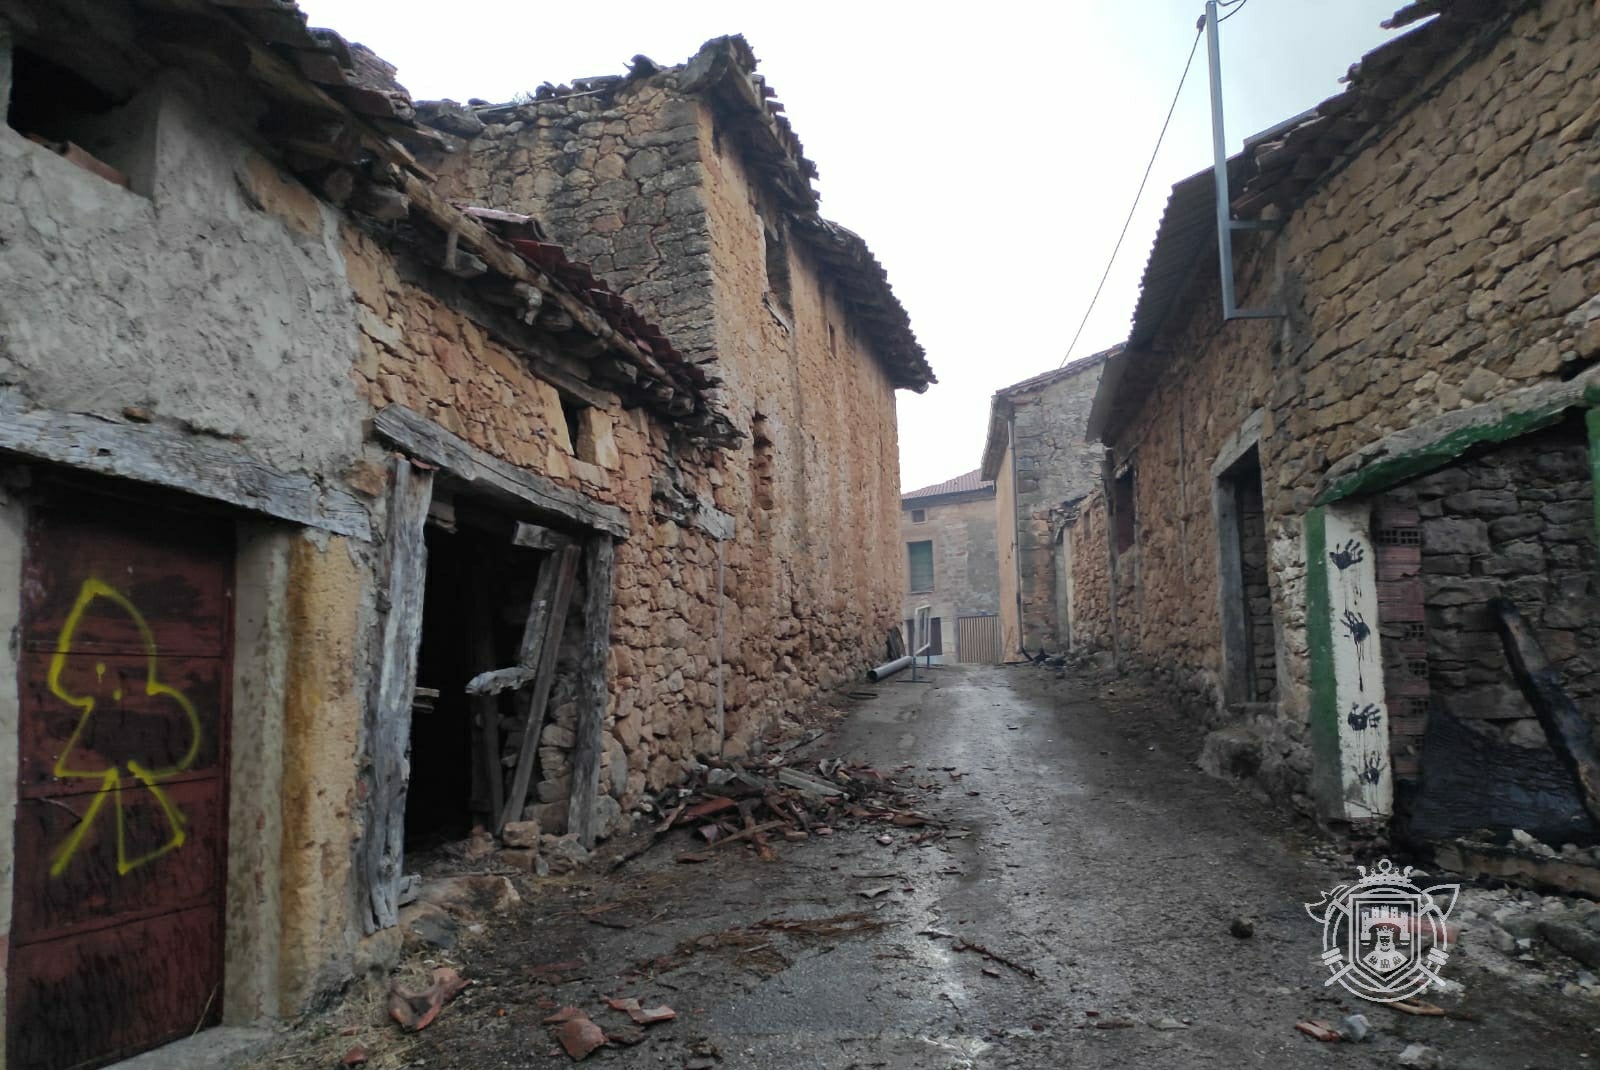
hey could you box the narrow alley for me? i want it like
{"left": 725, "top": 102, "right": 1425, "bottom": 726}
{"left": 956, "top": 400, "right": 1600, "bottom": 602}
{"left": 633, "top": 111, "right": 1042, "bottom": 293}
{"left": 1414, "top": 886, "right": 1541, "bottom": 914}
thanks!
{"left": 247, "top": 665, "right": 1600, "bottom": 1070}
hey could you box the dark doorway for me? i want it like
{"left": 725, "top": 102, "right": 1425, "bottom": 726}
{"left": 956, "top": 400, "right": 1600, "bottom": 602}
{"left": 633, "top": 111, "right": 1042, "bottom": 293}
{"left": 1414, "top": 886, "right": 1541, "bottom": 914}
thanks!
{"left": 405, "top": 513, "right": 547, "bottom": 851}
{"left": 1217, "top": 445, "right": 1278, "bottom": 704}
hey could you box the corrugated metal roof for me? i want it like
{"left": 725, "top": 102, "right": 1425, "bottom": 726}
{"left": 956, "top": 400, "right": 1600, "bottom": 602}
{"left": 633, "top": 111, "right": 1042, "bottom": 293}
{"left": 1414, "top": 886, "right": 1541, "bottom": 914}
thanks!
{"left": 903, "top": 469, "right": 993, "bottom": 502}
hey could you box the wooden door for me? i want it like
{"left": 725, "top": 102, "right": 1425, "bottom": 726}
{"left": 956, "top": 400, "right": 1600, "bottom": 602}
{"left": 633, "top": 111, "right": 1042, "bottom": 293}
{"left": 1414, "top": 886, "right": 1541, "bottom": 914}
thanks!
{"left": 8, "top": 496, "right": 233, "bottom": 1070}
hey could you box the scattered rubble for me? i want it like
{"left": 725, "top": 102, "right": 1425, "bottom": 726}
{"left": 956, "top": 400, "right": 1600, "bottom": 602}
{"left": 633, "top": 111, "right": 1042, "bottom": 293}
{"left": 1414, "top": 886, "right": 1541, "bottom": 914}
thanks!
{"left": 1398, "top": 1043, "right": 1444, "bottom": 1069}
{"left": 613, "top": 753, "right": 941, "bottom": 870}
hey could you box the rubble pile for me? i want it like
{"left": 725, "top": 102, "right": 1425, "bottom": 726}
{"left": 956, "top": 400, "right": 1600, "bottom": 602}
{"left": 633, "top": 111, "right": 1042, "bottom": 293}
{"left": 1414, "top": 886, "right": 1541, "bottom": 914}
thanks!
{"left": 619, "top": 753, "right": 941, "bottom": 867}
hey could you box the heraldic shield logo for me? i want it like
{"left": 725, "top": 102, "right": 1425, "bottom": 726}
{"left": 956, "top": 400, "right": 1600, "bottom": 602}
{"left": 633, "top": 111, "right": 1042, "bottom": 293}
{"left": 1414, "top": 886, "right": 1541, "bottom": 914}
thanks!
{"left": 1305, "top": 859, "right": 1459, "bottom": 1003}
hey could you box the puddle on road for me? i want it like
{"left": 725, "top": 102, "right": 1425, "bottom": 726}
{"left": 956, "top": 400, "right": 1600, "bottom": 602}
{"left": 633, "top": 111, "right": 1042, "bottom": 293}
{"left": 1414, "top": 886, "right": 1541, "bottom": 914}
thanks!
{"left": 916, "top": 1034, "right": 993, "bottom": 1068}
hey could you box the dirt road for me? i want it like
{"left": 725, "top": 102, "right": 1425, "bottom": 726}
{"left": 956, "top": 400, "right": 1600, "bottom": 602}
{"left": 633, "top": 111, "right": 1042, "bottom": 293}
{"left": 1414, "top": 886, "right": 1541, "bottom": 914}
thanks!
{"left": 258, "top": 665, "right": 1600, "bottom": 1069}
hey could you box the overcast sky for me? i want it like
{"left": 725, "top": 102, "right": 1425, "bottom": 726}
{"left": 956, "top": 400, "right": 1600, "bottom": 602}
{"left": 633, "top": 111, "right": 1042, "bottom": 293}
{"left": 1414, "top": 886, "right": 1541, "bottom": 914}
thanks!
{"left": 299, "top": 0, "right": 1403, "bottom": 492}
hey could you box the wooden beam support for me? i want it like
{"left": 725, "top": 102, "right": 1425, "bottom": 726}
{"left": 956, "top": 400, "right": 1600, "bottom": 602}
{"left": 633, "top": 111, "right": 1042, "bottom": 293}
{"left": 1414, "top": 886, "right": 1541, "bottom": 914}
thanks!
{"left": 567, "top": 535, "right": 616, "bottom": 849}
{"left": 361, "top": 457, "right": 433, "bottom": 932}
{"left": 497, "top": 543, "right": 582, "bottom": 833}
{"left": 469, "top": 568, "right": 505, "bottom": 828}
{"left": 1492, "top": 597, "right": 1600, "bottom": 828}
{"left": 0, "top": 393, "right": 370, "bottom": 539}
{"left": 513, "top": 522, "right": 575, "bottom": 552}
{"left": 374, "top": 404, "right": 628, "bottom": 538}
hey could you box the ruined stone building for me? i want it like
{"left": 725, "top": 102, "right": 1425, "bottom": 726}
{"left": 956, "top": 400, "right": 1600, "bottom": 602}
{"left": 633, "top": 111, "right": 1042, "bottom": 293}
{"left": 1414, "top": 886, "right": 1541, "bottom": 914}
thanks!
{"left": 1069, "top": 0, "right": 1600, "bottom": 857}
{"left": 0, "top": 5, "right": 929, "bottom": 1066}
{"left": 899, "top": 471, "right": 1000, "bottom": 664}
{"left": 980, "top": 352, "right": 1110, "bottom": 660}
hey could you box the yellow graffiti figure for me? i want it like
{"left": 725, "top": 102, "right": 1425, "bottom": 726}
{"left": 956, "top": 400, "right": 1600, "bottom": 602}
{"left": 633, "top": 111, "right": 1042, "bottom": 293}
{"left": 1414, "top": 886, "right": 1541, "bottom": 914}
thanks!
{"left": 48, "top": 579, "right": 200, "bottom": 877}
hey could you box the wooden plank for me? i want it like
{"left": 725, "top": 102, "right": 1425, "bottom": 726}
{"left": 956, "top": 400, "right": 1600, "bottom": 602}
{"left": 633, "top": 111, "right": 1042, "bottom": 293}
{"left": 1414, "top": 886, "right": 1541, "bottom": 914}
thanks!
{"left": 469, "top": 570, "right": 504, "bottom": 827}
{"left": 465, "top": 666, "right": 537, "bottom": 696}
{"left": 496, "top": 544, "right": 581, "bottom": 833}
{"left": 512, "top": 522, "right": 575, "bottom": 552}
{"left": 567, "top": 535, "right": 616, "bottom": 848}
{"left": 0, "top": 393, "right": 370, "bottom": 539}
{"left": 374, "top": 405, "right": 628, "bottom": 539}
{"left": 362, "top": 457, "right": 433, "bottom": 932}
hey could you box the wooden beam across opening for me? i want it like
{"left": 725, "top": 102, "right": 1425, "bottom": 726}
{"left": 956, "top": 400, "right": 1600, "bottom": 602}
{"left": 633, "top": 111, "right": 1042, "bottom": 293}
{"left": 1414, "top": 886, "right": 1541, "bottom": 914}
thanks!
{"left": 496, "top": 541, "right": 582, "bottom": 834}
{"left": 567, "top": 534, "right": 617, "bottom": 848}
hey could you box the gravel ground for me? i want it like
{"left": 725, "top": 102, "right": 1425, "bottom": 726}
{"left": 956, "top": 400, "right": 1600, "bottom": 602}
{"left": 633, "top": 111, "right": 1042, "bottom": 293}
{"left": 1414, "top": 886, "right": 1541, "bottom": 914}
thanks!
{"left": 249, "top": 664, "right": 1600, "bottom": 1069}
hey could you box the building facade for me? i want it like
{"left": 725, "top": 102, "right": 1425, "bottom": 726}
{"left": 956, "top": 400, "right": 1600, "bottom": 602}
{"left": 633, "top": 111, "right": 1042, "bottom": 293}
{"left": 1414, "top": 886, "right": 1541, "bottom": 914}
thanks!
{"left": 0, "top": 8, "right": 930, "bottom": 1067}
{"left": 980, "top": 353, "right": 1110, "bottom": 659}
{"left": 900, "top": 471, "right": 1000, "bottom": 663}
{"left": 1071, "top": 0, "right": 1600, "bottom": 839}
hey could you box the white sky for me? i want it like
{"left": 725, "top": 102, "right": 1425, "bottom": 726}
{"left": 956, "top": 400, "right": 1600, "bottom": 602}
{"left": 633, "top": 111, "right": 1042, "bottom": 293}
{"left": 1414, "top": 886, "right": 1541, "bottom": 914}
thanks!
{"left": 298, "top": 0, "right": 1403, "bottom": 492}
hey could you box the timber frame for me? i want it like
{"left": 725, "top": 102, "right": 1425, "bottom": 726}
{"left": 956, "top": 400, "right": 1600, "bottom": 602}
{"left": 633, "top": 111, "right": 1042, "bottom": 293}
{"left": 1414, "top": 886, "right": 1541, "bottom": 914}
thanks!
{"left": 360, "top": 405, "right": 623, "bottom": 931}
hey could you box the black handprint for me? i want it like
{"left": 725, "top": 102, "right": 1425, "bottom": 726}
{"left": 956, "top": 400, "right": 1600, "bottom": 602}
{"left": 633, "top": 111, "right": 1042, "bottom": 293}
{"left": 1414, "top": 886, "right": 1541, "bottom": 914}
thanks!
{"left": 1329, "top": 539, "right": 1365, "bottom": 571}
{"left": 1347, "top": 703, "right": 1381, "bottom": 731}
{"left": 1341, "top": 610, "right": 1370, "bottom": 645}
{"left": 1358, "top": 753, "right": 1384, "bottom": 785}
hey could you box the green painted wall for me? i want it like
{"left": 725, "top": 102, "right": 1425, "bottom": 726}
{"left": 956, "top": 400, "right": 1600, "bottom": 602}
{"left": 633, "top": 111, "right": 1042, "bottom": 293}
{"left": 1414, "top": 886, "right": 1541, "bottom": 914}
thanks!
{"left": 1303, "top": 507, "right": 1344, "bottom": 818}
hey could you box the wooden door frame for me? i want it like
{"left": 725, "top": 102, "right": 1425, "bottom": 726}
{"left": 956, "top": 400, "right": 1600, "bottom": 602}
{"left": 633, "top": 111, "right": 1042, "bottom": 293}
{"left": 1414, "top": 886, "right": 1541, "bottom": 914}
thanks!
{"left": 361, "top": 405, "right": 627, "bottom": 931}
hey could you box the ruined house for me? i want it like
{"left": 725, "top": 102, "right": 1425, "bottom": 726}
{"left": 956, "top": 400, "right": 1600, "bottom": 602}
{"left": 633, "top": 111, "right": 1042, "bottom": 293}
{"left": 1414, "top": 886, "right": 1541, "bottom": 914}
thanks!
{"left": 900, "top": 470, "right": 1000, "bottom": 664}
{"left": 0, "top": 5, "right": 929, "bottom": 1066}
{"left": 979, "top": 351, "right": 1111, "bottom": 660}
{"left": 1071, "top": 0, "right": 1600, "bottom": 853}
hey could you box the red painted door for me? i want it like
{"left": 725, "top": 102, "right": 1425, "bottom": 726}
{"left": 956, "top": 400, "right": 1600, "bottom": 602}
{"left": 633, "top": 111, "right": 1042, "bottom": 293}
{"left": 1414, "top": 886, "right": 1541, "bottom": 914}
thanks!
{"left": 8, "top": 496, "right": 233, "bottom": 1070}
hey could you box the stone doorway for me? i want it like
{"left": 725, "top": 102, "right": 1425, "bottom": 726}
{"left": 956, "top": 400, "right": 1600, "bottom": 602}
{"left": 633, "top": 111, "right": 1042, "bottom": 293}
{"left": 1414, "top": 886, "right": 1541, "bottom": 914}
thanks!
{"left": 1216, "top": 444, "right": 1278, "bottom": 706}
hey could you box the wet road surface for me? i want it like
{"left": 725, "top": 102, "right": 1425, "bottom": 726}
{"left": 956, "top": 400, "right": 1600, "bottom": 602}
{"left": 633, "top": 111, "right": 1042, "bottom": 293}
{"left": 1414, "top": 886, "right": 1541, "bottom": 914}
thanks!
{"left": 254, "top": 664, "right": 1600, "bottom": 1069}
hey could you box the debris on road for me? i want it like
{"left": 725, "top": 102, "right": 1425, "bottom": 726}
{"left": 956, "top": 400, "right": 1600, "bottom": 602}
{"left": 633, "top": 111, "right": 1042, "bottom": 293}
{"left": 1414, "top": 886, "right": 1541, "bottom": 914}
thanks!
{"left": 1340, "top": 1013, "right": 1372, "bottom": 1042}
{"left": 605, "top": 996, "right": 678, "bottom": 1025}
{"left": 1295, "top": 1020, "right": 1342, "bottom": 1042}
{"left": 1149, "top": 1017, "right": 1189, "bottom": 1030}
{"left": 386, "top": 967, "right": 469, "bottom": 1032}
{"left": 1398, "top": 1043, "right": 1444, "bottom": 1069}
{"left": 1229, "top": 916, "right": 1255, "bottom": 938}
{"left": 926, "top": 933, "right": 1040, "bottom": 979}
{"left": 1390, "top": 998, "right": 1445, "bottom": 1017}
{"left": 554, "top": 1013, "right": 607, "bottom": 1060}
{"left": 340, "top": 1045, "right": 370, "bottom": 1066}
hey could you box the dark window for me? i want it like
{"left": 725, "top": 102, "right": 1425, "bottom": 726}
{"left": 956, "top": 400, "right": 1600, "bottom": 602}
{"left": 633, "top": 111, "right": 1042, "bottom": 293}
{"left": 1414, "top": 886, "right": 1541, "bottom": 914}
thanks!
{"left": 929, "top": 616, "right": 943, "bottom": 655}
{"left": 763, "top": 222, "right": 792, "bottom": 314}
{"left": 6, "top": 47, "right": 147, "bottom": 193}
{"left": 1112, "top": 469, "right": 1136, "bottom": 554}
{"left": 560, "top": 398, "right": 586, "bottom": 460}
{"left": 908, "top": 540, "right": 934, "bottom": 592}
{"left": 911, "top": 508, "right": 926, "bottom": 523}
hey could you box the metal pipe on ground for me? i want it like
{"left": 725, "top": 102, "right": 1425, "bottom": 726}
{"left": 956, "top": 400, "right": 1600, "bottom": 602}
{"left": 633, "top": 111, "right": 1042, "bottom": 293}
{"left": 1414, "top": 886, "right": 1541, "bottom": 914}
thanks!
{"left": 868, "top": 655, "right": 914, "bottom": 682}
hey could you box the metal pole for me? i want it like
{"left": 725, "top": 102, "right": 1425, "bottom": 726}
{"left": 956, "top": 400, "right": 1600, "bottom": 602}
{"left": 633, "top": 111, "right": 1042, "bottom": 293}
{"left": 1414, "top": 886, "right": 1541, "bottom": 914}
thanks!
{"left": 1205, "top": 0, "right": 1236, "bottom": 318}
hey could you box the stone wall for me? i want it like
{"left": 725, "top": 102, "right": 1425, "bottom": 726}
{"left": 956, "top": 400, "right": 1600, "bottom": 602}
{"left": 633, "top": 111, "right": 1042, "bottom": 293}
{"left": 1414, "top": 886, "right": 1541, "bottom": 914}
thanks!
{"left": 994, "top": 441, "right": 1021, "bottom": 659}
{"left": 1065, "top": 488, "right": 1113, "bottom": 653}
{"left": 427, "top": 71, "right": 907, "bottom": 796}
{"left": 1006, "top": 360, "right": 1106, "bottom": 652}
{"left": 899, "top": 491, "right": 1000, "bottom": 658}
{"left": 1089, "top": 0, "right": 1600, "bottom": 808}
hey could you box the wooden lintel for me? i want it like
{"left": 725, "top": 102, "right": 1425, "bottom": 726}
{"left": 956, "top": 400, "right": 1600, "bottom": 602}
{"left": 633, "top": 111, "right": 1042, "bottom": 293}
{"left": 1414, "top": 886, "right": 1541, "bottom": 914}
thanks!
{"left": 567, "top": 534, "right": 616, "bottom": 848}
{"left": 374, "top": 404, "right": 628, "bottom": 539}
{"left": 0, "top": 395, "right": 371, "bottom": 539}
{"left": 465, "top": 665, "right": 538, "bottom": 696}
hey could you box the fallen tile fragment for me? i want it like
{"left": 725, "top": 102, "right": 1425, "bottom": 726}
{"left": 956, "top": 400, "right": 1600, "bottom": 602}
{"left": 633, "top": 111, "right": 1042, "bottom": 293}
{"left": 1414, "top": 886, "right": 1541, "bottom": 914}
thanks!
{"left": 341, "top": 1045, "right": 370, "bottom": 1066}
{"left": 631, "top": 1004, "right": 677, "bottom": 1024}
{"left": 1294, "top": 1019, "right": 1341, "bottom": 1042}
{"left": 1390, "top": 999, "right": 1446, "bottom": 1016}
{"left": 543, "top": 1006, "right": 587, "bottom": 1024}
{"left": 858, "top": 886, "right": 893, "bottom": 899}
{"left": 981, "top": 966, "right": 1001, "bottom": 978}
{"left": 386, "top": 967, "right": 469, "bottom": 1032}
{"left": 556, "top": 1016, "right": 608, "bottom": 1060}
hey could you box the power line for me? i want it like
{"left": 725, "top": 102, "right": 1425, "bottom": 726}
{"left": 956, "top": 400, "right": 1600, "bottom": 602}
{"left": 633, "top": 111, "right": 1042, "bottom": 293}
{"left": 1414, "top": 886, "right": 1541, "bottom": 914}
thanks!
{"left": 1058, "top": 25, "right": 1204, "bottom": 368}
{"left": 1220, "top": 0, "right": 1251, "bottom": 22}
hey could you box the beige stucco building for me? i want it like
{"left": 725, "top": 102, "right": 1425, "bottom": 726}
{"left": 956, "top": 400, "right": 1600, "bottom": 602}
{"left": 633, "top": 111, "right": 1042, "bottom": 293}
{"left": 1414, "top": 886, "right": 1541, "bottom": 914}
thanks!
{"left": 900, "top": 471, "right": 1000, "bottom": 663}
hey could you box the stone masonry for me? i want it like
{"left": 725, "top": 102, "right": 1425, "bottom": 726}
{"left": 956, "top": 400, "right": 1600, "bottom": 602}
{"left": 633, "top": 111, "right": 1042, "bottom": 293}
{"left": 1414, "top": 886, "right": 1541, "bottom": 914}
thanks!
{"left": 1072, "top": 0, "right": 1600, "bottom": 815}
{"left": 900, "top": 474, "right": 999, "bottom": 660}
{"left": 981, "top": 352, "right": 1109, "bottom": 657}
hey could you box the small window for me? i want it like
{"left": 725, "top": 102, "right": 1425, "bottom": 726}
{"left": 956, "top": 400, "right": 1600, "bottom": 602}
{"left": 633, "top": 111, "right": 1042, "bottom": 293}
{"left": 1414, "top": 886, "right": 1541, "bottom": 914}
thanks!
{"left": 908, "top": 540, "right": 934, "bottom": 592}
{"left": 560, "top": 398, "right": 584, "bottom": 458}
{"left": 911, "top": 508, "right": 926, "bottom": 523}
{"left": 1112, "top": 469, "right": 1136, "bottom": 554}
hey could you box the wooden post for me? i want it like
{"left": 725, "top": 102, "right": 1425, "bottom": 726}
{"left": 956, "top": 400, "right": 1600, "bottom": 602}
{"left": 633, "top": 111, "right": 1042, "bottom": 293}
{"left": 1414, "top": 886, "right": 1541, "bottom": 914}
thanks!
{"left": 468, "top": 569, "right": 505, "bottom": 827}
{"left": 1492, "top": 597, "right": 1600, "bottom": 828}
{"left": 496, "top": 542, "right": 581, "bottom": 833}
{"left": 567, "top": 535, "right": 616, "bottom": 848}
{"left": 362, "top": 457, "right": 433, "bottom": 932}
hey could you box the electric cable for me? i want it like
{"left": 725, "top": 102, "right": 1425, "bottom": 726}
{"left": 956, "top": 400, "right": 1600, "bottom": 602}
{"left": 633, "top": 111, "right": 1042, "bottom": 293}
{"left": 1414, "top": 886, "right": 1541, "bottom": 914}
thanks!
{"left": 1058, "top": 25, "right": 1204, "bottom": 368}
